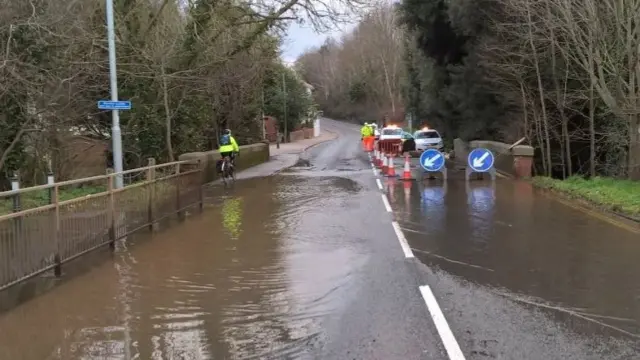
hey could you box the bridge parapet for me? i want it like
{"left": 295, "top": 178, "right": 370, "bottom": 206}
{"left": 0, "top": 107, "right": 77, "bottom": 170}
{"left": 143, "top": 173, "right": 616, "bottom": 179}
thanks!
{"left": 179, "top": 143, "right": 270, "bottom": 184}
{"left": 453, "top": 138, "right": 534, "bottom": 178}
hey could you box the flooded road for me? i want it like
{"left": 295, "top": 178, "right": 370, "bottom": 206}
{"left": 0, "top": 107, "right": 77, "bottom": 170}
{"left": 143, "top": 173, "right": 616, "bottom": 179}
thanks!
{"left": 383, "top": 172, "right": 640, "bottom": 359}
{"left": 2, "top": 119, "right": 640, "bottom": 359}
{"left": 0, "top": 120, "right": 442, "bottom": 360}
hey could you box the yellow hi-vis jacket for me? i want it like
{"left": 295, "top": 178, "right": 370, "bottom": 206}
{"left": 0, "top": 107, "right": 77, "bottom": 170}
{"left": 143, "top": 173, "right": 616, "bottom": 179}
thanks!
{"left": 361, "top": 126, "right": 371, "bottom": 137}
{"left": 219, "top": 136, "right": 239, "bottom": 153}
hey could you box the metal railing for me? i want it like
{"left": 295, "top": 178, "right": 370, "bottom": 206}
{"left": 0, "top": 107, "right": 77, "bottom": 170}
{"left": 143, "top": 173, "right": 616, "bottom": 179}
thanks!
{"left": 0, "top": 159, "right": 203, "bottom": 291}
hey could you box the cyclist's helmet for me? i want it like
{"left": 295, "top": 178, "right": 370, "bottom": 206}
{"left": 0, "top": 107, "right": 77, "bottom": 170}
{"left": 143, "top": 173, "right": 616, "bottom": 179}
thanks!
{"left": 223, "top": 129, "right": 231, "bottom": 135}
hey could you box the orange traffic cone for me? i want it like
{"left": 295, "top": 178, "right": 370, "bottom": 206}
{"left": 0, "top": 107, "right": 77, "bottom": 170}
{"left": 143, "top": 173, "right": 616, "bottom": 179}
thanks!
{"left": 401, "top": 154, "right": 414, "bottom": 181}
{"left": 387, "top": 154, "right": 396, "bottom": 177}
{"left": 382, "top": 153, "right": 388, "bottom": 174}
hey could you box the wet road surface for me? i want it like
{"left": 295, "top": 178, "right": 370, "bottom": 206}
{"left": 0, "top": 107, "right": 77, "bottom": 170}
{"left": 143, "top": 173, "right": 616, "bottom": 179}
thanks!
{"left": 1, "top": 119, "right": 640, "bottom": 359}
{"left": 381, "top": 162, "right": 640, "bottom": 358}
{"left": 0, "top": 120, "right": 444, "bottom": 359}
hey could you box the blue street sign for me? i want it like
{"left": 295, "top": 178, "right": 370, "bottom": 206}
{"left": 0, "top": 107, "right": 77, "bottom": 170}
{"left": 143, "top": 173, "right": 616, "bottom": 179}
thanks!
{"left": 467, "top": 148, "right": 494, "bottom": 173}
{"left": 419, "top": 149, "right": 445, "bottom": 172}
{"left": 98, "top": 100, "right": 132, "bottom": 110}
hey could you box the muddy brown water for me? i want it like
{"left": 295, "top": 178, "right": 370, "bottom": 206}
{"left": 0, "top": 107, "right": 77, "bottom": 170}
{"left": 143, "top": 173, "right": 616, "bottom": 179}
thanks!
{"left": 0, "top": 175, "right": 365, "bottom": 359}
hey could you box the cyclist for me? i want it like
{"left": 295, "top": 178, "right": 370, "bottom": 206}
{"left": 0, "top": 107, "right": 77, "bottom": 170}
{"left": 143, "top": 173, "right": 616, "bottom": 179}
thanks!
{"left": 218, "top": 129, "right": 239, "bottom": 170}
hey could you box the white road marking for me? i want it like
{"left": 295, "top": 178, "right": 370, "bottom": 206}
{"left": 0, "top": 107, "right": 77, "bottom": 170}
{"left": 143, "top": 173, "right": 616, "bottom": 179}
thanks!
{"left": 376, "top": 178, "right": 383, "bottom": 190}
{"left": 419, "top": 285, "right": 466, "bottom": 360}
{"left": 391, "top": 221, "right": 414, "bottom": 258}
{"left": 372, "top": 168, "right": 378, "bottom": 176}
{"left": 381, "top": 194, "right": 392, "bottom": 212}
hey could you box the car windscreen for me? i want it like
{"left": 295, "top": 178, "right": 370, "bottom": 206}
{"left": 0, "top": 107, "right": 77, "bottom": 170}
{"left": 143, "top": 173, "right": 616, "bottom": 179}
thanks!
{"left": 382, "top": 128, "right": 403, "bottom": 136}
{"left": 415, "top": 131, "right": 440, "bottom": 139}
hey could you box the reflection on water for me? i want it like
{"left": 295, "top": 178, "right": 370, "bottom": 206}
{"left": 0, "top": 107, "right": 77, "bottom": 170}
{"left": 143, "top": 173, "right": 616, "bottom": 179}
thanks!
{"left": 0, "top": 175, "right": 366, "bottom": 360}
{"left": 221, "top": 196, "right": 243, "bottom": 240}
{"left": 466, "top": 184, "right": 496, "bottom": 241}
{"left": 420, "top": 184, "right": 447, "bottom": 233}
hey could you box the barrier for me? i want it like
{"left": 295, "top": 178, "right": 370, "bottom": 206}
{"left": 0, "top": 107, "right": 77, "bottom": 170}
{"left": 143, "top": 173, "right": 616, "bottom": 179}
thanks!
{"left": 377, "top": 139, "right": 403, "bottom": 156}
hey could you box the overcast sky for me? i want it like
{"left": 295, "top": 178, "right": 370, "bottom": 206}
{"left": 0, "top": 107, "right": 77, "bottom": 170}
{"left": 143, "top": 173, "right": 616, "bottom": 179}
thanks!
{"left": 280, "top": 21, "right": 354, "bottom": 64}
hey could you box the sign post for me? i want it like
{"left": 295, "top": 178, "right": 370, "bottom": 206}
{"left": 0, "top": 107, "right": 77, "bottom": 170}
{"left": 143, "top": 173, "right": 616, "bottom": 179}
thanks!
{"left": 466, "top": 148, "right": 496, "bottom": 181}
{"left": 419, "top": 149, "right": 447, "bottom": 180}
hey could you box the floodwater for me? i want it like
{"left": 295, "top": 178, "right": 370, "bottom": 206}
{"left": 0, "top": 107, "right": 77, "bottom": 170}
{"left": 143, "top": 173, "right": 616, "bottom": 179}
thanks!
{"left": 385, "top": 174, "right": 640, "bottom": 339}
{"left": 0, "top": 174, "right": 367, "bottom": 360}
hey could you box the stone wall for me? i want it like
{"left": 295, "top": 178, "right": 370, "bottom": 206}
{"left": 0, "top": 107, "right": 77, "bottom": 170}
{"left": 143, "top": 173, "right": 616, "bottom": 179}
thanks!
{"left": 303, "top": 128, "right": 313, "bottom": 139}
{"left": 178, "top": 143, "right": 270, "bottom": 184}
{"left": 453, "top": 138, "right": 534, "bottom": 178}
{"left": 289, "top": 130, "right": 305, "bottom": 142}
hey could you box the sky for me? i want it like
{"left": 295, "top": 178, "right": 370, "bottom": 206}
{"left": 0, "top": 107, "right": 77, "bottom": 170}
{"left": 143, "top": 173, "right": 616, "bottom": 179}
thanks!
{"left": 280, "top": 21, "right": 355, "bottom": 65}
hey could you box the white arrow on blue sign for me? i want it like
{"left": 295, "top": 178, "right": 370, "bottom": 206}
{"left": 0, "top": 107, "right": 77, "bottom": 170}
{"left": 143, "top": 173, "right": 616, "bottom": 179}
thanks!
{"left": 419, "top": 149, "right": 445, "bottom": 172}
{"left": 98, "top": 100, "right": 132, "bottom": 110}
{"left": 467, "top": 148, "right": 495, "bottom": 172}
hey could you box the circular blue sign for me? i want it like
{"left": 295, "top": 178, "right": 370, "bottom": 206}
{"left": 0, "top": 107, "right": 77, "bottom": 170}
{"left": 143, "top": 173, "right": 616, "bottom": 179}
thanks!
{"left": 467, "top": 148, "right": 495, "bottom": 173}
{"left": 420, "top": 149, "right": 445, "bottom": 172}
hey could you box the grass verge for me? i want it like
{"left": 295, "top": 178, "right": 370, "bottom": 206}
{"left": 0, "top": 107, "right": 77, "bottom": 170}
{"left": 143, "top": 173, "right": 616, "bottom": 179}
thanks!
{"left": 532, "top": 176, "right": 640, "bottom": 218}
{"left": 0, "top": 186, "right": 106, "bottom": 214}
{"left": 0, "top": 180, "right": 180, "bottom": 215}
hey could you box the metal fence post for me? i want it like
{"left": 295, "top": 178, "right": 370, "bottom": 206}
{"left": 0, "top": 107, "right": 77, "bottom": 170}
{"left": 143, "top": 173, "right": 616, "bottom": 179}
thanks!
{"left": 198, "top": 159, "right": 204, "bottom": 213}
{"left": 53, "top": 183, "right": 61, "bottom": 277}
{"left": 47, "top": 171, "right": 55, "bottom": 205}
{"left": 147, "top": 158, "right": 156, "bottom": 231}
{"left": 107, "top": 169, "right": 116, "bottom": 250}
{"left": 10, "top": 173, "right": 20, "bottom": 213}
{"left": 176, "top": 163, "right": 185, "bottom": 221}
{"left": 10, "top": 173, "right": 22, "bottom": 250}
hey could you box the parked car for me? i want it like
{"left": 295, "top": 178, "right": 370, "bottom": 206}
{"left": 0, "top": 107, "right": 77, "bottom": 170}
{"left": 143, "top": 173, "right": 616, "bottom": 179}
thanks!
{"left": 379, "top": 125, "right": 403, "bottom": 141}
{"left": 413, "top": 128, "right": 444, "bottom": 152}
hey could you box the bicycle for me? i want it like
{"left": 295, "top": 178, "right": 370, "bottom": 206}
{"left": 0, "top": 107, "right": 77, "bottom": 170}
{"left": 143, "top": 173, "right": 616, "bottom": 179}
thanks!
{"left": 219, "top": 154, "right": 237, "bottom": 186}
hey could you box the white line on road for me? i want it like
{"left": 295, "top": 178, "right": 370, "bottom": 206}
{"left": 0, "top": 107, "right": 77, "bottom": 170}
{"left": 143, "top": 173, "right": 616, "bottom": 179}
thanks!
{"left": 381, "top": 194, "right": 392, "bottom": 212}
{"left": 376, "top": 178, "right": 383, "bottom": 190}
{"left": 372, "top": 167, "right": 378, "bottom": 176}
{"left": 419, "top": 285, "right": 466, "bottom": 360}
{"left": 391, "top": 221, "right": 414, "bottom": 258}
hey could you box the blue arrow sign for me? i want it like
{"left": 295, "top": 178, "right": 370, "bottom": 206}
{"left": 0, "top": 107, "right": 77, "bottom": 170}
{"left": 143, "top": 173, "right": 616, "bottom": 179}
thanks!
{"left": 98, "top": 100, "right": 132, "bottom": 110}
{"left": 420, "top": 149, "right": 445, "bottom": 172}
{"left": 468, "top": 148, "right": 494, "bottom": 172}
